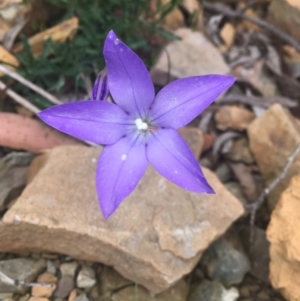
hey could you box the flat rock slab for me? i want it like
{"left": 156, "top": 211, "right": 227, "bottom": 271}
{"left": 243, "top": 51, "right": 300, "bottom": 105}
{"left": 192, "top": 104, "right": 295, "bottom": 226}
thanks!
{"left": 0, "top": 146, "right": 244, "bottom": 293}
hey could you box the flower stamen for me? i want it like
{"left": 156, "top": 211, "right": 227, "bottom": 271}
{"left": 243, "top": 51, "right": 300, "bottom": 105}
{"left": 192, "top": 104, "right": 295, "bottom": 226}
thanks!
{"left": 135, "top": 118, "right": 148, "bottom": 131}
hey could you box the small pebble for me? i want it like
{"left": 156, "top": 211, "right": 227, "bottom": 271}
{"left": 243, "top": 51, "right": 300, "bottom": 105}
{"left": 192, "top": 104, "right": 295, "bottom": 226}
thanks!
{"left": 46, "top": 260, "right": 56, "bottom": 275}
{"left": 31, "top": 273, "right": 57, "bottom": 297}
{"left": 221, "top": 287, "right": 239, "bottom": 301}
{"left": 60, "top": 262, "right": 78, "bottom": 278}
{"left": 215, "top": 163, "right": 233, "bottom": 183}
{"left": 54, "top": 275, "right": 74, "bottom": 298}
{"left": 76, "top": 266, "right": 96, "bottom": 289}
{"left": 199, "top": 157, "right": 213, "bottom": 169}
{"left": 201, "top": 237, "right": 250, "bottom": 286}
{"left": 188, "top": 280, "right": 239, "bottom": 301}
{"left": 68, "top": 289, "right": 77, "bottom": 301}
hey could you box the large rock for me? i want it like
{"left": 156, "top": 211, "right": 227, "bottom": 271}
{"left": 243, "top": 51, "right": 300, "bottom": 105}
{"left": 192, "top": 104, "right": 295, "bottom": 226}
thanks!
{"left": 248, "top": 104, "right": 300, "bottom": 210}
{"left": 267, "top": 173, "right": 300, "bottom": 301}
{"left": 0, "top": 146, "right": 244, "bottom": 293}
{"left": 150, "top": 28, "right": 229, "bottom": 86}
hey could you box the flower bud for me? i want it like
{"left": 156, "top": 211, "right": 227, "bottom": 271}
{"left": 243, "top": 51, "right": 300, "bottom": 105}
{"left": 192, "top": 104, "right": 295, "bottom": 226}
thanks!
{"left": 92, "top": 69, "right": 109, "bottom": 101}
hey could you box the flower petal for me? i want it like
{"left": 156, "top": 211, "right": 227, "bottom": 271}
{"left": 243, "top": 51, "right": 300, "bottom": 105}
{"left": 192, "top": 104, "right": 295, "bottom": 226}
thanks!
{"left": 104, "top": 30, "right": 155, "bottom": 118}
{"left": 149, "top": 75, "right": 235, "bottom": 129}
{"left": 146, "top": 128, "right": 214, "bottom": 193}
{"left": 96, "top": 134, "right": 148, "bottom": 218}
{"left": 38, "top": 101, "right": 131, "bottom": 145}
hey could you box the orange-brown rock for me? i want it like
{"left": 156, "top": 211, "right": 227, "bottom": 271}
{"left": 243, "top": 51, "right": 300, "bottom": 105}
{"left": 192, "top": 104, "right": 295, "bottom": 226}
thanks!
{"left": 215, "top": 106, "right": 255, "bottom": 131}
{"left": 267, "top": 173, "right": 300, "bottom": 301}
{"left": 248, "top": 104, "right": 300, "bottom": 210}
{"left": 31, "top": 273, "right": 57, "bottom": 297}
{"left": 0, "top": 146, "right": 244, "bottom": 293}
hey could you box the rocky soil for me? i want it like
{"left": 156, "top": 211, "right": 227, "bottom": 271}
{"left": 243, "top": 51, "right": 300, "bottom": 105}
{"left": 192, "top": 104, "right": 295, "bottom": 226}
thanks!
{"left": 1, "top": 0, "right": 300, "bottom": 300}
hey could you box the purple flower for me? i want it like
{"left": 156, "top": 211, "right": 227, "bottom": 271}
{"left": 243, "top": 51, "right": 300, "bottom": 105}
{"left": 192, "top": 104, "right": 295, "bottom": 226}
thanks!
{"left": 38, "top": 30, "right": 235, "bottom": 219}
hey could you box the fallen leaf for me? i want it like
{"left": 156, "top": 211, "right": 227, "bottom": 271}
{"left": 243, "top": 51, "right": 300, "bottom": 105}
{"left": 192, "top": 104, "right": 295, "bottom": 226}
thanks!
{"left": 13, "top": 17, "right": 79, "bottom": 57}
{"left": 0, "top": 44, "right": 19, "bottom": 76}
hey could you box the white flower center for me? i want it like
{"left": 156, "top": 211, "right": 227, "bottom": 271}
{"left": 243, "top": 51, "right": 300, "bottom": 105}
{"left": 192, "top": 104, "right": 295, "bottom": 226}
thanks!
{"left": 135, "top": 118, "right": 148, "bottom": 131}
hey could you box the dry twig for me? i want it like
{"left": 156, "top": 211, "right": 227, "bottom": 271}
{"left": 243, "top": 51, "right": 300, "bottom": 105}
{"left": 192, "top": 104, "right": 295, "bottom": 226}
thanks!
{"left": 0, "top": 64, "right": 62, "bottom": 105}
{"left": 203, "top": 2, "right": 300, "bottom": 52}
{"left": 212, "top": 131, "right": 242, "bottom": 163}
{"left": 0, "top": 270, "right": 52, "bottom": 288}
{"left": 0, "top": 80, "right": 40, "bottom": 114}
